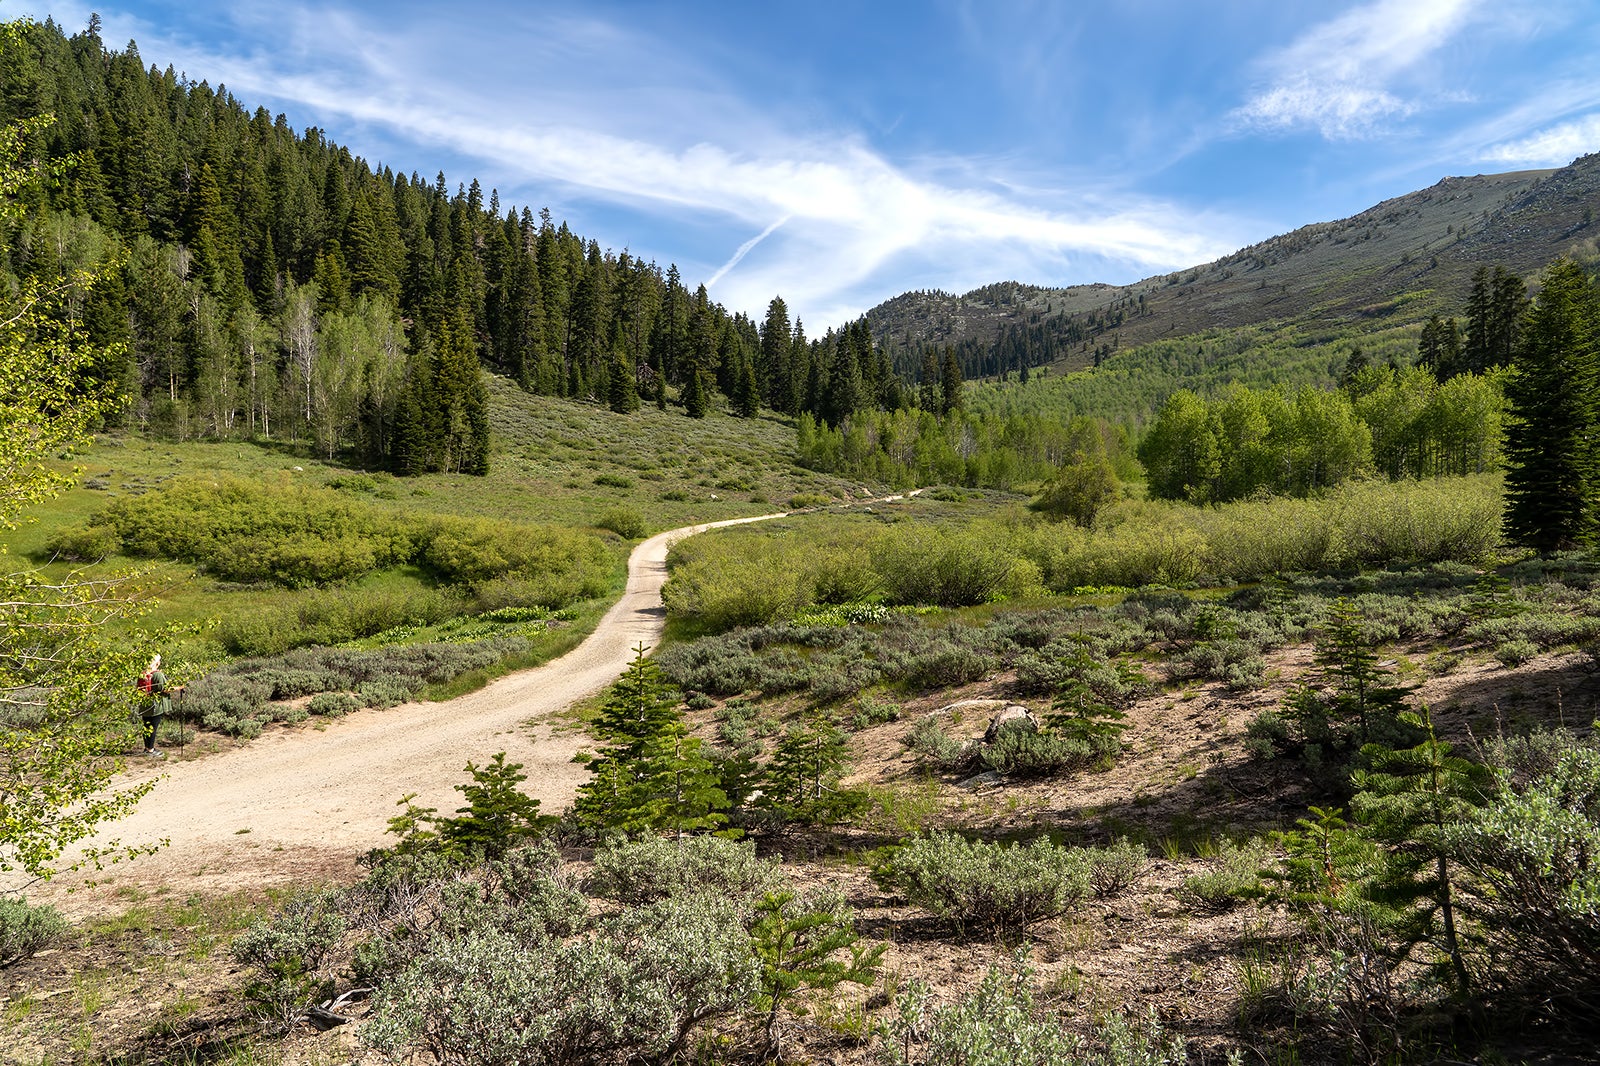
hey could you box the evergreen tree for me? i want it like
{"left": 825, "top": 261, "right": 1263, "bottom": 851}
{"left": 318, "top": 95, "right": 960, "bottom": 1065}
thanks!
{"left": 631, "top": 724, "right": 728, "bottom": 838}
{"left": 573, "top": 645, "right": 684, "bottom": 830}
{"left": 1417, "top": 314, "right": 1461, "bottom": 375}
{"left": 1460, "top": 265, "right": 1527, "bottom": 376}
{"left": 938, "top": 346, "right": 963, "bottom": 417}
{"left": 757, "top": 712, "right": 863, "bottom": 826}
{"left": 731, "top": 349, "right": 760, "bottom": 418}
{"left": 1314, "top": 598, "right": 1414, "bottom": 749}
{"left": 607, "top": 325, "right": 640, "bottom": 414}
{"left": 760, "top": 295, "right": 791, "bottom": 413}
{"left": 1352, "top": 708, "right": 1488, "bottom": 998}
{"left": 918, "top": 348, "right": 938, "bottom": 411}
{"left": 1503, "top": 258, "right": 1599, "bottom": 552}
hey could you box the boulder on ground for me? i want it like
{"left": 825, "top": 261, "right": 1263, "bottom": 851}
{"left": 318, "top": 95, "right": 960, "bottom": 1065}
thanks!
{"left": 983, "top": 705, "right": 1038, "bottom": 743}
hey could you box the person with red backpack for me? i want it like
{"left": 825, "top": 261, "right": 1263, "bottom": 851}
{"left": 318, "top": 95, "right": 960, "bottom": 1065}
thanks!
{"left": 136, "top": 654, "right": 181, "bottom": 758}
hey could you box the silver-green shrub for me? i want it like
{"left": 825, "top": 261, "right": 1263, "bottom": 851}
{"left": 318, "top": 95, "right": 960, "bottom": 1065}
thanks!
{"left": 1175, "top": 839, "right": 1268, "bottom": 912}
{"left": 1086, "top": 838, "right": 1150, "bottom": 898}
{"left": 0, "top": 897, "right": 68, "bottom": 967}
{"left": 363, "top": 893, "right": 758, "bottom": 1066}
{"left": 586, "top": 834, "right": 785, "bottom": 907}
{"left": 878, "top": 832, "right": 1091, "bottom": 939}
{"left": 230, "top": 889, "right": 349, "bottom": 1032}
{"left": 877, "top": 955, "right": 1185, "bottom": 1066}
{"left": 307, "top": 691, "right": 360, "bottom": 717}
{"left": 1449, "top": 733, "right": 1600, "bottom": 1020}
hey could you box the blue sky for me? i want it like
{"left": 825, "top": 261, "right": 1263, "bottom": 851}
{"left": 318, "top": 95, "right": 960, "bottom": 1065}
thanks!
{"left": 15, "top": 0, "right": 1600, "bottom": 326}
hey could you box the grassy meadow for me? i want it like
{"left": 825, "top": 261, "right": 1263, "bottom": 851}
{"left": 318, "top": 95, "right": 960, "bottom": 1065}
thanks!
{"left": 2, "top": 377, "right": 874, "bottom": 642}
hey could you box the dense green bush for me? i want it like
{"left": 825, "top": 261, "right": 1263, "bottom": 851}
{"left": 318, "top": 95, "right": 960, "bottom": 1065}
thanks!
{"left": 595, "top": 507, "right": 647, "bottom": 539}
{"left": 84, "top": 474, "right": 413, "bottom": 585}
{"left": 586, "top": 835, "right": 785, "bottom": 907}
{"left": 420, "top": 516, "right": 614, "bottom": 600}
{"left": 64, "top": 474, "right": 617, "bottom": 602}
{"left": 877, "top": 832, "right": 1091, "bottom": 939}
{"left": 0, "top": 897, "right": 68, "bottom": 967}
{"left": 41, "top": 522, "right": 120, "bottom": 561}
{"left": 981, "top": 726, "right": 1105, "bottom": 778}
{"left": 873, "top": 525, "right": 1037, "bottom": 607}
{"left": 217, "top": 585, "right": 469, "bottom": 657}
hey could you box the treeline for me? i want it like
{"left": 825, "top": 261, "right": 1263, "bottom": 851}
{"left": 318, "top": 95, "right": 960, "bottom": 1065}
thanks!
{"left": 1139, "top": 369, "right": 1504, "bottom": 503}
{"left": 0, "top": 16, "right": 921, "bottom": 471}
{"left": 796, "top": 407, "right": 1134, "bottom": 492}
{"left": 883, "top": 298, "right": 1142, "bottom": 385}
{"left": 1417, "top": 264, "right": 1528, "bottom": 379}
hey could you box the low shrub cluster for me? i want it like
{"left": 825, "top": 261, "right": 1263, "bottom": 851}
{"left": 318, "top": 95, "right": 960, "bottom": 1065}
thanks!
{"left": 876, "top": 832, "right": 1117, "bottom": 940}
{"left": 217, "top": 586, "right": 469, "bottom": 657}
{"left": 880, "top": 957, "right": 1185, "bottom": 1066}
{"left": 232, "top": 821, "right": 886, "bottom": 1062}
{"left": 663, "top": 478, "right": 1503, "bottom": 638}
{"left": 657, "top": 616, "right": 1008, "bottom": 703}
{"left": 980, "top": 724, "right": 1115, "bottom": 778}
{"left": 586, "top": 835, "right": 783, "bottom": 906}
{"left": 0, "top": 897, "right": 68, "bottom": 967}
{"left": 1175, "top": 839, "right": 1268, "bottom": 912}
{"left": 48, "top": 473, "right": 616, "bottom": 600}
{"left": 182, "top": 638, "right": 539, "bottom": 736}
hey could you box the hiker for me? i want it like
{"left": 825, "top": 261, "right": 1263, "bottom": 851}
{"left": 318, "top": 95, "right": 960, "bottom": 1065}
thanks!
{"left": 137, "top": 654, "right": 181, "bottom": 759}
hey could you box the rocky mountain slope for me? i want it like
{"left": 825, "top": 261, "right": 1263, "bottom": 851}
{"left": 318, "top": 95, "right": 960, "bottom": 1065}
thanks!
{"left": 870, "top": 154, "right": 1600, "bottom": 374}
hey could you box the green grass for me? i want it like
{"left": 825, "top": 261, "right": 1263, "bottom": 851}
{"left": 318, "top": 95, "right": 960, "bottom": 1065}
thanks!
{"left": 0, "top": 383, "right": 880, "bottom": 704}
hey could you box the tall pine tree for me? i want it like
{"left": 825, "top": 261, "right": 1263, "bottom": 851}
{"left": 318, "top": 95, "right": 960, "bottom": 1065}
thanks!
{"left": 1503, "top": 258, "right": 1599, "bottom": 552}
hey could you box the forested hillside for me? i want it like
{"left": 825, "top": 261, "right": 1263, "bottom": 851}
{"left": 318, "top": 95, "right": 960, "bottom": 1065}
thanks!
{"left": 0, "top": 16, "right": 914, "bottom": 472}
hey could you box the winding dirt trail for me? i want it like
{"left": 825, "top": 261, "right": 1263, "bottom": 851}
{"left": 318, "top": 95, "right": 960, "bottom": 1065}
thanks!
{"left": 36, "top": 511, "right": 811, "bottom": 911}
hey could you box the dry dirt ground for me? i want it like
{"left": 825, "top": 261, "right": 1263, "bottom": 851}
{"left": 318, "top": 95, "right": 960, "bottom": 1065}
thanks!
{"left": 7, "top": 551, "right": 1600, "bottom": 1063}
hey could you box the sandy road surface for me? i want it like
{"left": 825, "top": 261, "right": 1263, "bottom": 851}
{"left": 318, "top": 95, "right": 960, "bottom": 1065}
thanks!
{"left": 30, "top": 511, "right": 803, "bottom": 911}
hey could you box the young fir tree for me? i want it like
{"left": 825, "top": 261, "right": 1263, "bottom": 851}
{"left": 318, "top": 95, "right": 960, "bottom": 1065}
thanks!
{"left": 573, "top": 644, "right": 700, "bottom": 832}
{"left": 750, "top": 889, "right": 884, "bottom": 1057}
{"left": 1351, "top": 707, "right": 1488, "bottom": 999}
{"left": 681, "top": 355, "right": 712, "bottom": 418}
{"left": 1266, "top": 805, "right": 1377, "bottom": 911}
{"left": 607, "top": 344, "right": 639, "bottom": 414}
{"left": 629, "top": 723, "right": 728, "bottom": 838}
{"left": 758, "top": 711, "right": 863, "bottom": 826}
{"left": 1047, "top": 636, "right": 1130, "bottom": 759}
{"left": 938, "top": 346, "right": 963, "bottom": 417}
{"left": 1313, "top": 598, "right": 1414, "bottom": 749}
{"left": 731, "top": 350, "right": 760, "bottom": 418}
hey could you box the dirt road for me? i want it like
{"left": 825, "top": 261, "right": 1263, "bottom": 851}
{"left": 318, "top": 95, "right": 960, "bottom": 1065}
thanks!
{"left": 36, "top": 512, "right": 796, "bottom": 910}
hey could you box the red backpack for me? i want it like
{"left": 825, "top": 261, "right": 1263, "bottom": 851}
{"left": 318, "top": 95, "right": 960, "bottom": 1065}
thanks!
{"left": 137, "top": 672, "right": 155, "bottom": 695}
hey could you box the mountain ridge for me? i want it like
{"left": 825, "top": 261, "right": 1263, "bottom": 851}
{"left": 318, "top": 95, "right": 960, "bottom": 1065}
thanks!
{"left": 868, "top": 155, "right": 1599, "bottom": 379}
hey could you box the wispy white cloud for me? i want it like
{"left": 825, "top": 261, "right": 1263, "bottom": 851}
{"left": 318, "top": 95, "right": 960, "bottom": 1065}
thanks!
{"left": 1233, "top": 0, "right": 1481, "bottom": 139}
{"left": 706, "top": 217, "right": 791, "bottom": 290}
{"left": 1479, "top": 113, "right": 1600, "bottom": 166}
{"left": 63, "top": 0, "right": 1241, "bottom": 324}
